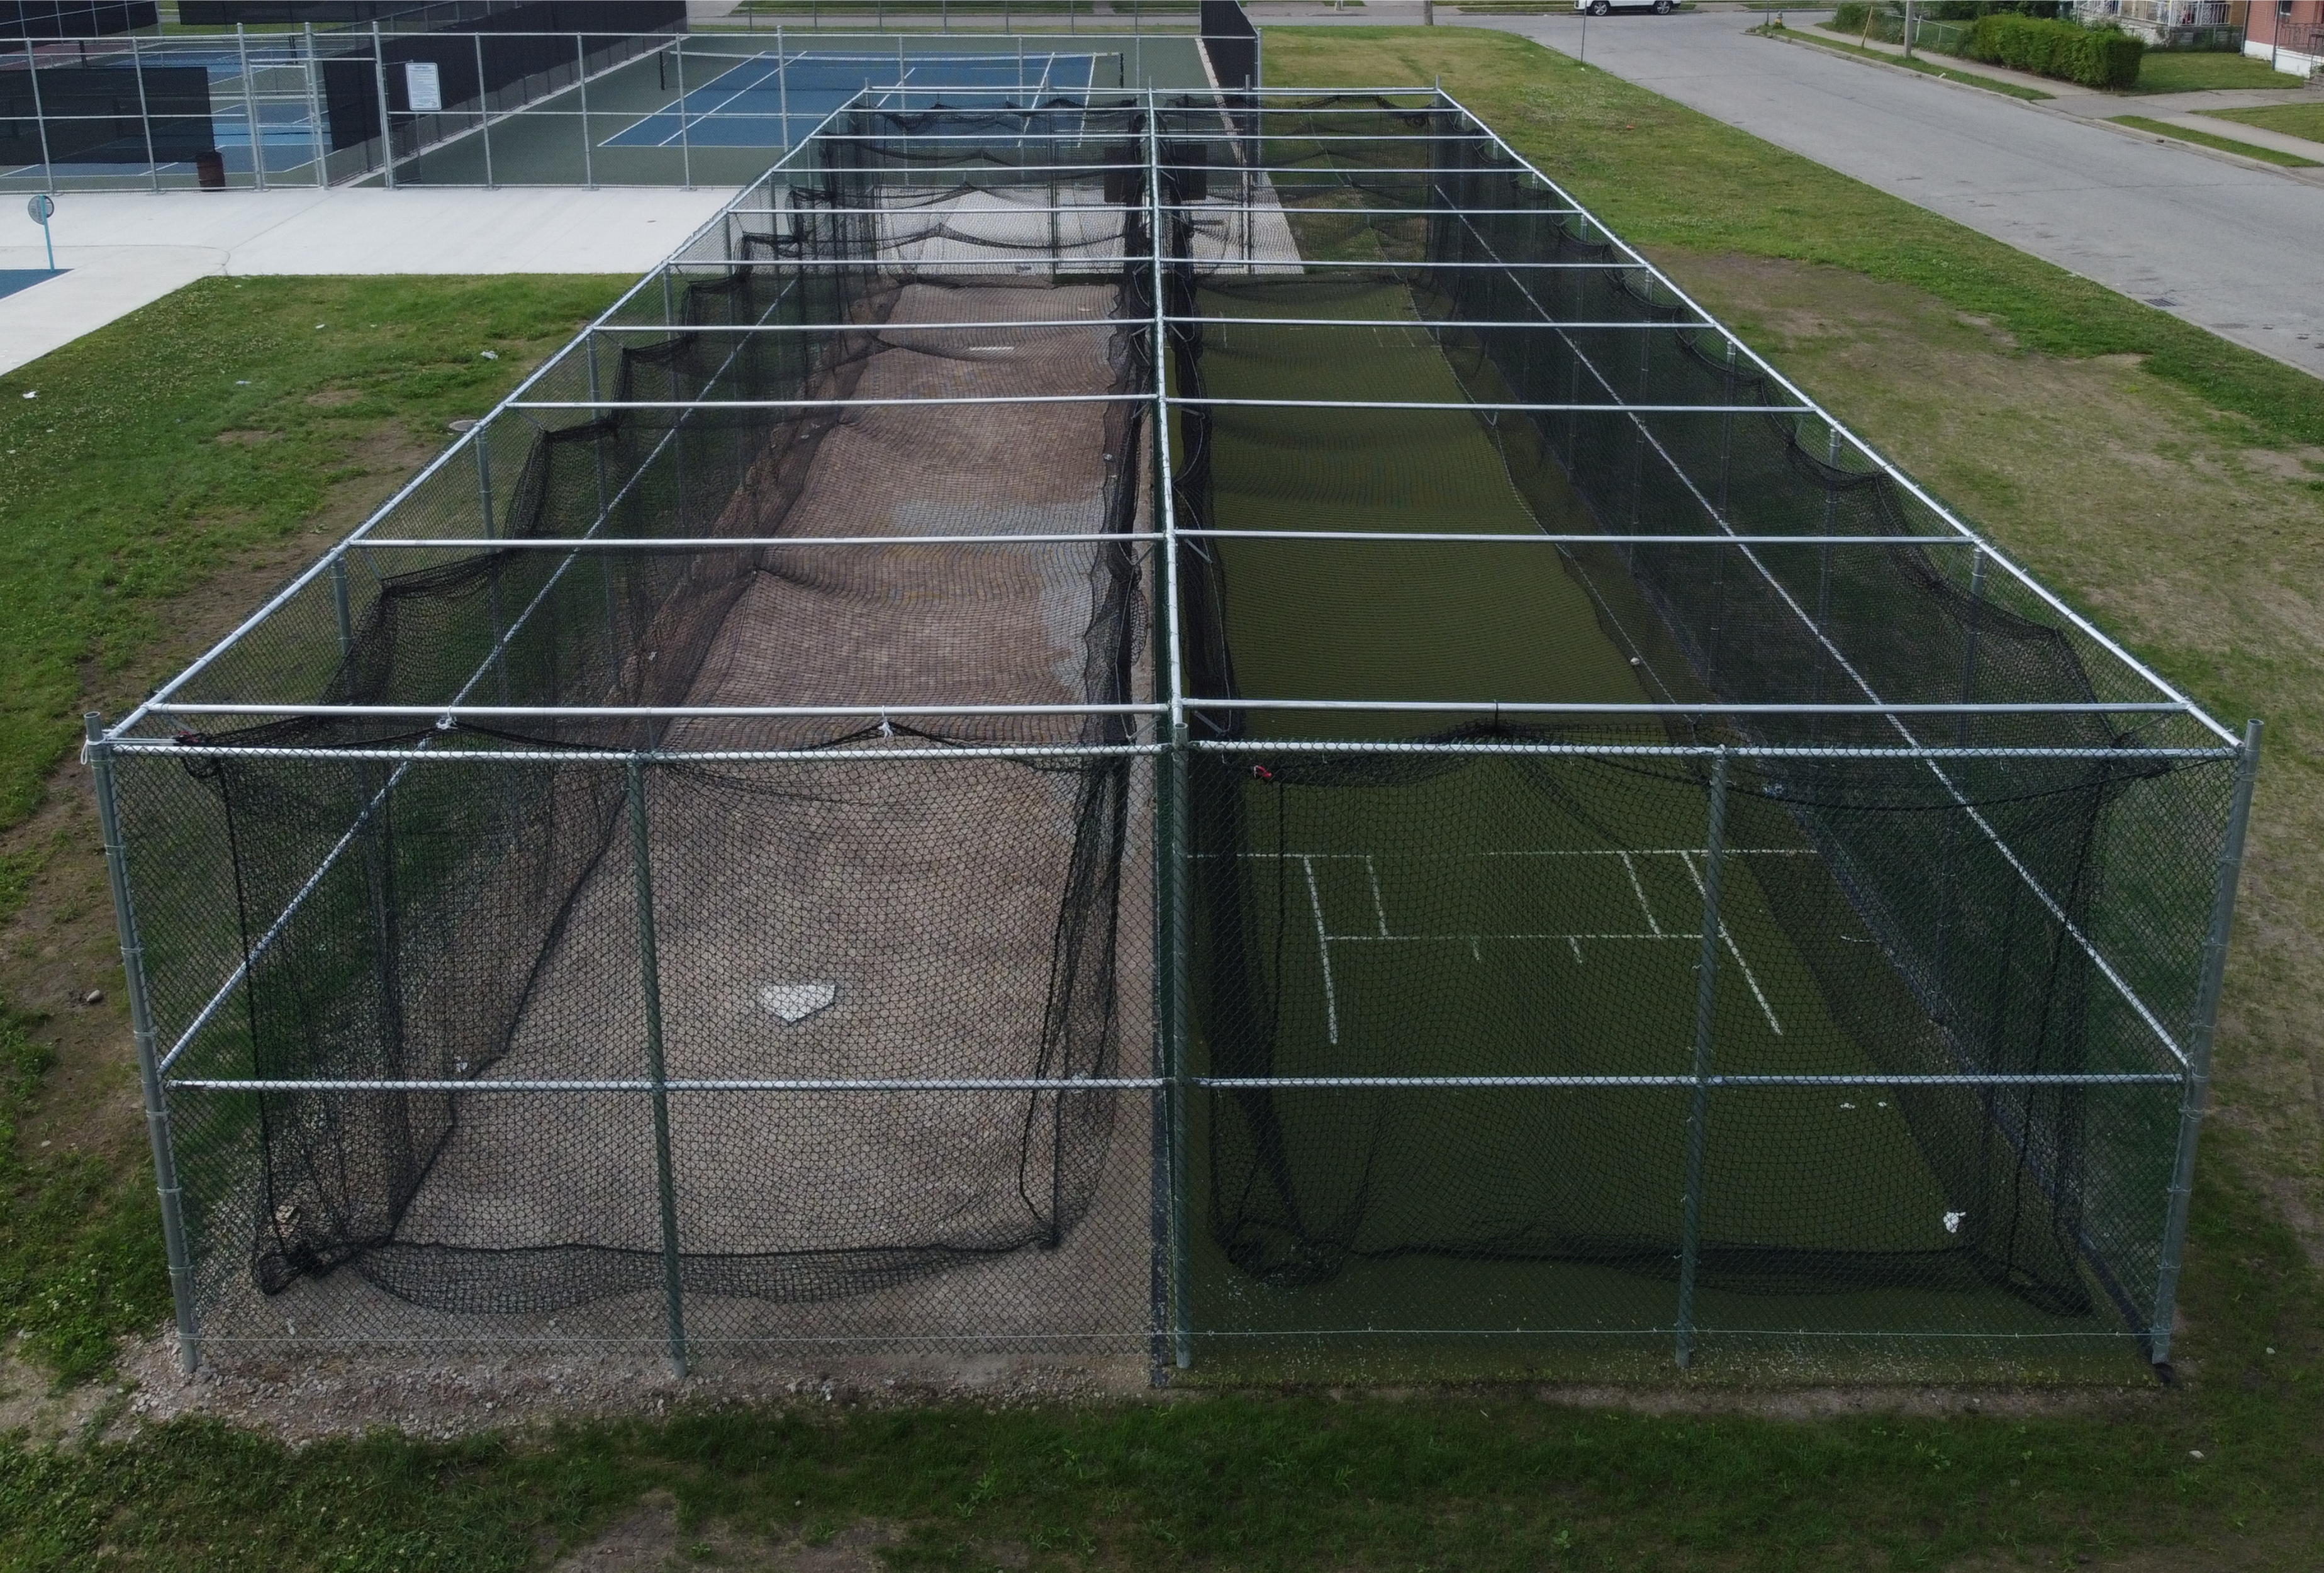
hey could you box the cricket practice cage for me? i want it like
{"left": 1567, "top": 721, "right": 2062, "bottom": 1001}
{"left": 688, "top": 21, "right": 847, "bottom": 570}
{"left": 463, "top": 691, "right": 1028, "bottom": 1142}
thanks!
{"left": 91, "top": 85, "right": 2259, "bottom": 1382}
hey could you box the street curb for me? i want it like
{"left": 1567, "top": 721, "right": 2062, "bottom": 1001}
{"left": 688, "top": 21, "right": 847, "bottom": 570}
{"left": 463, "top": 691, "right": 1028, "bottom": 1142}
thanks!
{"left": 2078, "top": 112, "right": 2324, "bottom": 184}
{"left": 1767, "top": 28, "right": 2324, "bottom": 188}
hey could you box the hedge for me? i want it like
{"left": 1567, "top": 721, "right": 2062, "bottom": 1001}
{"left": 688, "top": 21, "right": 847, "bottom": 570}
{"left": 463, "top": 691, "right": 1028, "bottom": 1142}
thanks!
{"left": 1965, "top": 13, "right": 2144, "bottom": 87}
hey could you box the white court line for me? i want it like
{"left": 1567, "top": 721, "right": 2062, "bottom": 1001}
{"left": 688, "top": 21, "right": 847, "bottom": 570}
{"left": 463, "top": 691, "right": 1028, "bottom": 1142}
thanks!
{"left": 1679, "top": 851, "right": 1784, "bottom": 1038}
{"left": 1301, "top": 854, "right": 1339, "bottom": 1046}
{"left": 1255, "top": 846, "right": 1787, "bottom": 1039}
{"left": 1618, "top": 850, "right": 1661, "bottom": 936}
{"left": 652, "top": 56, "right": 788, "bottom": 149}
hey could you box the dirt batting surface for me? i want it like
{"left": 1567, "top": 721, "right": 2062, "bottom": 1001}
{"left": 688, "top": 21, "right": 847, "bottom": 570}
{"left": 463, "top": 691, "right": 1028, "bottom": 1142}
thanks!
{"left": 191, "top": 277, "right": 1158, "bottom": 1361}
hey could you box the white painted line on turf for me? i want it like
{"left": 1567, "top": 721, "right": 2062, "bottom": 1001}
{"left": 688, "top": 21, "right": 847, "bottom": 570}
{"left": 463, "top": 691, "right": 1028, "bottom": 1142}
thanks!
{"left": 1302, "top": 854, "right": 1340, "bottom": 1046}
{"left": 1679, "top": 850, "right": 1784, "bottom": 1038}
{"left": 1619, "top": 849, "right": 1661, "bottom": 936}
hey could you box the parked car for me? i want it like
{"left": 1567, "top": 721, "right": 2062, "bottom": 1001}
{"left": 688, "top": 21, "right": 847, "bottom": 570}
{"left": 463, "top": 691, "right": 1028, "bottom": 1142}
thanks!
{"left": 1578, "top": 0, "right": 1677, "bottom": 13}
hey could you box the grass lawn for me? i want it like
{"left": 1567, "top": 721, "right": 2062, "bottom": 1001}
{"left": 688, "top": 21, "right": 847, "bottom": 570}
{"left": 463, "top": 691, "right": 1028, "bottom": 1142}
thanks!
{"left": 2203, "top": 99, "right": 2324, "bottom": 143}
{"left": 2109, "top": 112, "right": 2323, "bottom": 165}
{"left": 0, "top": 277, "right": 625, "bottom": 1383}
{"left": 2123, "top": 48, "right": 2309, "bottom": 93}
{"left": 4, "top": 26, "right": 2324, "bottom": 1571}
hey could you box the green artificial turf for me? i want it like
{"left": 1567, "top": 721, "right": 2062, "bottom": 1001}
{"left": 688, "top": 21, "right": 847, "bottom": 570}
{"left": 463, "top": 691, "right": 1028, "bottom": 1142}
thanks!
{"left": 1171, "top": 246, "right": 2145, "bottom": 1369}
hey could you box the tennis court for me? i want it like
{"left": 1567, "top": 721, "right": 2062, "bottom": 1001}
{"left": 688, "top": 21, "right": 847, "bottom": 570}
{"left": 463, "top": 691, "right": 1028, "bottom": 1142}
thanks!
{"left": 600, "top": 48, "right": 1113, "bottom": 149}
{"left": 372, "top": 34, "right": 1207, "bottom": 186}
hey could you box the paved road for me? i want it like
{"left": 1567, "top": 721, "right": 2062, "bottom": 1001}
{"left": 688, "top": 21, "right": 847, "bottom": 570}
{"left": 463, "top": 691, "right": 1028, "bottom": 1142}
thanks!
{"left": 1261, "top": 4, "right": 2324, "bottom": 381}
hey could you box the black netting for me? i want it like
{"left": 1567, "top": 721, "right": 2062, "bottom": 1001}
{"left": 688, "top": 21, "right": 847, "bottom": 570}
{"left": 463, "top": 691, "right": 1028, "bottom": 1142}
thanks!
{"left": 140, "top": 109, "right": 1159, "bottom": 1324}
{"left": 1154, "top": 101, "right": 2228, "bottom": 1346}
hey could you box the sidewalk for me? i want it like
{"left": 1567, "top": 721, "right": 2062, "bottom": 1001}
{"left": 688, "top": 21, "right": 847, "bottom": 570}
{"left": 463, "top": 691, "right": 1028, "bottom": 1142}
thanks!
{"left": 1776, "top": 25, "right": 2324, "bottom": 171}
{"left": 0, "top": 184, "right": 738, "bottom": 376}
{"left": 2132, "top": 107, "right": 2324, "bottom": 160}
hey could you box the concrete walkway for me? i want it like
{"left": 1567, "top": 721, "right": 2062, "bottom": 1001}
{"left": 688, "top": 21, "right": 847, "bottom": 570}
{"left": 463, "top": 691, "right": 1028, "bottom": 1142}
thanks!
{"left": 1780, "top": 23, "right": 2324, "bottom": 164}
{"left": 0, "top": 184, "right": 739, "bottom": 375}
{"left": 1258, "top": 6, "right": 2324, "bottom": 380}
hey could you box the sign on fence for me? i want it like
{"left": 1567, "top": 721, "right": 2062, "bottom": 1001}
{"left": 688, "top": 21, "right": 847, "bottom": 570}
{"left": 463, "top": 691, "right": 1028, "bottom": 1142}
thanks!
{"left": 405, "top": 59, "right": 442, "bottom": 113}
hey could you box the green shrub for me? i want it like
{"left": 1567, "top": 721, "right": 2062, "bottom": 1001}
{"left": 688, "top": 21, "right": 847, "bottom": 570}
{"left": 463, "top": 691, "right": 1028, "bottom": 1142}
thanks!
{"left": 1830, "top": 1, "right": 1871, "bottom": 29}
{"left": 1966, "top": 13, "right": 2144, "bottom": 87}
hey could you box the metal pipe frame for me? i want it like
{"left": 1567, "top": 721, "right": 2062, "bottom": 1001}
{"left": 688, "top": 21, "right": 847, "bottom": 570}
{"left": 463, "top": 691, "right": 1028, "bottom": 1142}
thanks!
{"left": 172, "top": 1072, "right": 2184, "bottom": 1095}
{"left": 639, "top": 257, "right": 1714, "bottom": 271}
{"left": 1675, "top": 747, "right": 1729, "bottom": 1370}
{"left": 148, "top": 702, "right": 1162, "bottom": 719}
{"left": 628, "top": 756, "right": 689, "bottom": 1376}
{"left": 581, "top": 316, "right": 1705, "bottom": 328}
{"left": 506, "top": 395, "right": 1809, "bottom": 413}
{"left": 97, "top": 84, "right": 2253, "bottom": 1375}
{"left": 1412, "top": 145, "right": 2224, "bottom": 1079}
{"left": 2148, "top": 718, "right": 2263, "bottom": 1366}
{"left": 325, "top": 532, "right": 1972, "bottom": 549}
{"left": 87, "top": 714, "right": 203, "bottom": 1373}
{"left": 708, "top": 209, "right": 1593, "bottom": 220}
{"left": 118, "top": 741, "right": 2216, "bottom": 766}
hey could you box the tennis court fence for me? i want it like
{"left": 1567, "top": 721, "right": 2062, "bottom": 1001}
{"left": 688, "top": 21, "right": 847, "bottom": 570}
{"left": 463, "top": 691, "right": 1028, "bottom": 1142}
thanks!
{"left": 0, "top": 6, "right": 1209, "bottom": 191}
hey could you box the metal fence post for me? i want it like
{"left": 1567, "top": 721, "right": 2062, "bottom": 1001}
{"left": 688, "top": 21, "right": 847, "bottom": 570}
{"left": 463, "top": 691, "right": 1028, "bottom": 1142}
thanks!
{"left": 1715, "top": 339, "right": 1736, "bottom": 518}
{"left": 778, "top": 25, "right": 789, "bottom": 150}
{"left": 475, "top": 424, "right": 496, "bottom": 538}
{"left": 22, "top": 38, "right": 53, "bottom": 194}
{"left": 474, "top": 31, "right": 494, "bottom": 188}
{"left": 587, "top": 338, "right": 622, "bottom": 678}
{"left": 1956, "top": 549, "right": 1987, "bottom": 742}
{"left": 372, "top": 21, "right": 396, "bottom": 188}
{"left": 303, "top": 23, "right": 328, "bottom": 188}
{"left": 330, "top": 552, "right": 354, "bottom": 654}
{"left": 87, "top": 714, "right": 203, "bottom": 1373}
{"left": 2150, "top": 718, "right": 2262, "bottom": 1367}
{"left": 1159, "top": 722, "right": 1193, "bottom": 1371}
{"left": 237, "top": 25, "right": 266, "bottom": 191}
{"left": 674, "top": 36, "right": 692, "bottom": 190}
{"left": 576, "top": 33, "right": 595, "bottom": 188}
{"left": 128, "top": 31, "right": 160, "bottom": 193}
{"left": 473, "top": 431, "right": 515, "bottom": 702}
{"left": 1675, "top": 745, "right": 1729, "bottom": 1370}
{"left": 1927, "top": 547, "right": 1989, "bottom": 1009}
{"left": 628, "top": 754, "right": 689, "bottom": 1378}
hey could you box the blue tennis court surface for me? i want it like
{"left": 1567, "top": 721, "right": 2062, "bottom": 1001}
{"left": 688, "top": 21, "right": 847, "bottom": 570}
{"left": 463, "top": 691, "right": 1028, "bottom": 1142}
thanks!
{"left": 603, "top": 50, "right": 1107, "bottom": 150}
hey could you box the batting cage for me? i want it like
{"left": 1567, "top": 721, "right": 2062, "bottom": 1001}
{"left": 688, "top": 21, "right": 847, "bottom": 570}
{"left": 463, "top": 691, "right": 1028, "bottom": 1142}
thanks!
{"left": 91, "top": 86, "right": 2258, "bottom": 1382}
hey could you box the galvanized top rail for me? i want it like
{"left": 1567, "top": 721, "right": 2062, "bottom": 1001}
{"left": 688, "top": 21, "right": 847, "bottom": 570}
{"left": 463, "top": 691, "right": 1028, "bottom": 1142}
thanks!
{"left": 111, "top": 83, "right": 2226, "bottom": 747}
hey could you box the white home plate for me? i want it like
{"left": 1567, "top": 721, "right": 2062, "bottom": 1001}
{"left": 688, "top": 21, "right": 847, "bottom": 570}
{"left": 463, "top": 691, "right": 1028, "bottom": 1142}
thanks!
{"left": 758, "top": 982, "right": 837, "bottom": 1023}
